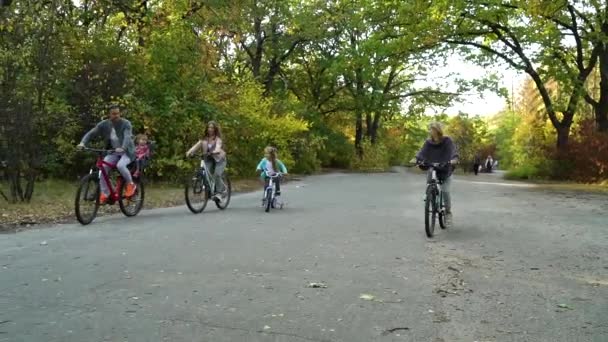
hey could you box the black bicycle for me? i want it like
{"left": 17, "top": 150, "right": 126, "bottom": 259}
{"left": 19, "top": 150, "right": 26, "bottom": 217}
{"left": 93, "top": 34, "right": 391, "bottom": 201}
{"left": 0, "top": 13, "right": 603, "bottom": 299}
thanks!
{"left": 418, "top": 161, "right": 451, "bottom": 238}
{"left": 185, "top": 154, "right": 231, "bottom": 214}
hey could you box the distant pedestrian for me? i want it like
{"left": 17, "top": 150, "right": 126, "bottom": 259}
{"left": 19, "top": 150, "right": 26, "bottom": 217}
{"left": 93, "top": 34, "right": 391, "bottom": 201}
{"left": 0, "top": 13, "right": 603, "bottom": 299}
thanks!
{"left": 485, "top": 155, "right": 494, "bottom": 173}
{"left": 473, "top": 154, "right": 481, "bottom": 175}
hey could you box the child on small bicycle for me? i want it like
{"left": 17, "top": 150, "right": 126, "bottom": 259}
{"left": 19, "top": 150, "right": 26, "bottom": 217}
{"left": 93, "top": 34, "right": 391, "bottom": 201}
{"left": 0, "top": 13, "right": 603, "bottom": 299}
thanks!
{"left": 256, "top": 146, "right": 288, "bottom": 200}
{"left": 133, "top": 134, "right": 151, "bottom": 177}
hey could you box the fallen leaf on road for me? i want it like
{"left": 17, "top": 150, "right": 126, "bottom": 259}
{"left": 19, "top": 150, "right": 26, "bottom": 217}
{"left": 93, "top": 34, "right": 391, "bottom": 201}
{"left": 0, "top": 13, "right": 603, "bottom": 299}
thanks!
{"left": 557, "top": 304, "right": 573, "bottom": 310}
{"left": 306, "top": 282, "right": 327, "bottom": 288}
{"left": 40, "top": 241, "right": 48, "bottom": 246}
{"left": 360, "top": 294, "right": 375, "bottom": 301}
{"left": 382, "top": 327, "right": 410, "bottom": 336}
{"left": 447, "top": 266, "right": 460, "bottom": 272}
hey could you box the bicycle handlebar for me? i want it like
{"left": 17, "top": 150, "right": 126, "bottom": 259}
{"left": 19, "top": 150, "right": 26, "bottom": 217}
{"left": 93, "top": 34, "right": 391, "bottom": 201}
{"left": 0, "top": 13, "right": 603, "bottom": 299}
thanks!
{"left": 264, "top": 170, "right": 283, "bottom": 178}
{"left": 416, "top": 161, "right": 451, "bottom": 168}
{"left": 188, "top": 152, "right": 219, "bottom": 159}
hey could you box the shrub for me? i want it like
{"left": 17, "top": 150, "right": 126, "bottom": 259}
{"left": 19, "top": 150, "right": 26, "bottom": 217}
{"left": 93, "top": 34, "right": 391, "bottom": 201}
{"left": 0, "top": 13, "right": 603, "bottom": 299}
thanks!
{"left": 351, "top": 139, "right": 390, "bottom": 172}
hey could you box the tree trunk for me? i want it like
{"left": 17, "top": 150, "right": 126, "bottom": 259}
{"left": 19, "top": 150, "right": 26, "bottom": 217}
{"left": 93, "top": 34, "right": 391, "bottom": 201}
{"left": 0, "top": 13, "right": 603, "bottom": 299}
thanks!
{"left": 263, "top": 58, "right": 280, "bottom": 96}
{"left": 365, "top": 113, "right": 372, "bottom": 139}
{"left": 556, "top": 125, "right": 571, "bottom": 150}
{"left": 8, "top": 167, "right": 23, "bottom": 203}
{"left": 355, "top": 111, "right": 363, "bottom": 157}
{"left": 595, "top": 42, "right": 608, "bottom": 132}
{"left": 24, "top": 170, "right": 36, "bottom": 202}
{"left": 370, "top": 112, "right": 381, "bottom": 144}
{"left": 251, "top": 15, "right": 263, "bottom": 79}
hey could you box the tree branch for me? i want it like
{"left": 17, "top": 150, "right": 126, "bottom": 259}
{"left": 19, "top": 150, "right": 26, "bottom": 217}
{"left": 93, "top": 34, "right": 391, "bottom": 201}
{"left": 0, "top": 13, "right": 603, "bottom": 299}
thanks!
{"left": 566, "top": 5, "right": 585, "bottom": 71}
{"left": 389, "top": 90, "right": 460, "bottom": 101}
{"left": 182, "top": 1, "right": 206, "bottom": 19}
{"left": 279, "top": 38, "right": 305, "bottom": 63}
{"left": 570, "top": 5, "right": 596, "bottom": 32}
{"left": 585, "top": 93, "right": 599, "bottom": 107}
{"left": 445, "top": 39, "right": 526, "bottom": 70}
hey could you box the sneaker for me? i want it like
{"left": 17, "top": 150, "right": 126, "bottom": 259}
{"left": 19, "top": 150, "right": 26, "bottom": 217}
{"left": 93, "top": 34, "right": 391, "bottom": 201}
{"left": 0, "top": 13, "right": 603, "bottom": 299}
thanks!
{"left": 99, "top": 193, "right": 108, "bottom": 205}
{"left": 125, "top": 182, "right": 137, "bottom": 197}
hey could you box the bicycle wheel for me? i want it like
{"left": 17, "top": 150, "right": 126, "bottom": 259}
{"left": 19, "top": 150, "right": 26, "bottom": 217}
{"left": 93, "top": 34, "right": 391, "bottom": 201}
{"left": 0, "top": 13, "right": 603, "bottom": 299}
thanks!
{"left": 75, "top": 174, "right": 100, "bottom": 225}
{"left": 438, "top": 191, "right": 448, "bottom": 229}
{"left": 185, "top": 172, "right": 208, "bottom": 214}
{"left": 119, "top": 177, "right": 144, "bottom": 217}
{"left": 265, "top": 187, "right": 272, "bottom": 213}
{"left": 215, "top": 174, "right": 231, "bottom": 210}
{"left": 424, "top": 186, "right": 437, "bottom": 238}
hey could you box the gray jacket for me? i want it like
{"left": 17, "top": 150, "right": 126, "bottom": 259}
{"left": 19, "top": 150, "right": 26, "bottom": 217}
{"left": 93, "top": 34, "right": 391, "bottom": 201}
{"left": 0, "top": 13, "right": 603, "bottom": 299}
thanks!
{"left": 80, "top": 119, "right": 135, "bottom": 160}
{"left": 416, "top": 136, "right": 458, "bottom": 177}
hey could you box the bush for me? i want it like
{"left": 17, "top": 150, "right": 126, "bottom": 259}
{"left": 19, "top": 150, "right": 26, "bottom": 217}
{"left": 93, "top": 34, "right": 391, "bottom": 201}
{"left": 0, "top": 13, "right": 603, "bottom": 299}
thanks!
{"left": 314, "top": 126, "right": 353, "bottom": 169}
{"left": 351, "top": 139, "right": 390, "bottom": 171}
{"left": 554, "top": 121, "right": 608, "bottom": 182}
{"left": 504, "top": 164, "right": 541, "bottom": 180}
{"left": 289, "top": 134, "right": 324, "bottom": 174}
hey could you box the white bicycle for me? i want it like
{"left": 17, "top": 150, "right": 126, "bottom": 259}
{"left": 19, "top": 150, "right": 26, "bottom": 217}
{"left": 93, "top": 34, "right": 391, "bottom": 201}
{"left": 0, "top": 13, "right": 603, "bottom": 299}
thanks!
{"left": 262, "top": 171, "right": 283, "bottom": 213}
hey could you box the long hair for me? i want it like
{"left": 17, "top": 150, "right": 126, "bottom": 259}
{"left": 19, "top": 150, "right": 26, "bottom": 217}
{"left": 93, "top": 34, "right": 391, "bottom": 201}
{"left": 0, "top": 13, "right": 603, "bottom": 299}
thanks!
{"left": 429, "top": 122, "right": 444, "bottom": 141}
{"left": 204, "top": 121, "right": 222, "bottom": 139}
{"left": 264, "top": 146, "right": 278, "bottom": 171}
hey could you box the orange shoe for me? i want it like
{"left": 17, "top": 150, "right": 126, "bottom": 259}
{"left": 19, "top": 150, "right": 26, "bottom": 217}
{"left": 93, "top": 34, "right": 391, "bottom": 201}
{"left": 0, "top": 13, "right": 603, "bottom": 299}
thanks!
{"left": 99, "top": 193, "right": 108, "bottom": 204}
{"left": 125, "top": 182, "right": 137, "bottom": 197}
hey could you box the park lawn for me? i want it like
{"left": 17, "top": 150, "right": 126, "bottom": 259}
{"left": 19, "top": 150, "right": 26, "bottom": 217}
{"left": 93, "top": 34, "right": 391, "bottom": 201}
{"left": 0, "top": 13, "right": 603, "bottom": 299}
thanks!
{"left": 1, "top": 178, "right": 261, "bottom": 231}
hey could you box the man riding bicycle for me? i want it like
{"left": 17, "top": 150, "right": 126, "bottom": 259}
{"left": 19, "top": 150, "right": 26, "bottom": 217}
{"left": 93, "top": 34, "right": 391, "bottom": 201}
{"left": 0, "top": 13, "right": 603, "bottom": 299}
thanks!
{"left": 77, "top": 104, "right": 137, "bottom": 204}
{"left": 415, "top": 122, "right": 459, "bottom": 224}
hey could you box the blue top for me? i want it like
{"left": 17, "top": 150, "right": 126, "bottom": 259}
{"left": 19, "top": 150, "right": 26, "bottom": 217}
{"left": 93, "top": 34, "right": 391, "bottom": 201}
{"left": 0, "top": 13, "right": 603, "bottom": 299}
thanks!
{"left": 256, "top": 158, "right": 287, "bottom": 177}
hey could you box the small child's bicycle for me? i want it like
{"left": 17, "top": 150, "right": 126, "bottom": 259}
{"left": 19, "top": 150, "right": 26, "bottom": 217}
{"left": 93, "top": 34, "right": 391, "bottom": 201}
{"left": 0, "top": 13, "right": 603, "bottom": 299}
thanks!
{"left": 75, "top": 148, "right": 144, "bottom": 225}
{"left": 262, "top": 171, "right": 283, "bottom": 213}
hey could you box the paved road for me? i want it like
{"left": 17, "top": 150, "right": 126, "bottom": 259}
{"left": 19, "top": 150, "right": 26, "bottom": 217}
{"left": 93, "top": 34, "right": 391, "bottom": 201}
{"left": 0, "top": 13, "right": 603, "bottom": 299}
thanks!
{"left": 1, "top": 170, "right": 607, "bottom": 342}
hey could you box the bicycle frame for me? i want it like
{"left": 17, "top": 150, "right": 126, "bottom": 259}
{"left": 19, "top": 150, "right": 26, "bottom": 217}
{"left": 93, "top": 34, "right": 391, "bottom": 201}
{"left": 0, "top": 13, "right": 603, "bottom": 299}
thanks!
{"left": 87, "top": 149, "right": 125, "bottom": 202}
{"left": 421, "top": 162, "right": 449, "bottom": 210}
{"left": 198, "top": 159, "right": 215, "bottom": 194}
{"left": 263, "top": 171, "right": 281, "bottom": 205}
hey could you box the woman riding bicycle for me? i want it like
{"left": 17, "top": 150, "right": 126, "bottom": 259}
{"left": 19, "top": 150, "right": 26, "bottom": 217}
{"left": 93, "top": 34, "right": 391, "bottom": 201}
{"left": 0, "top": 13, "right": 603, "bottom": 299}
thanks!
{"left": 415, "top": 122, "right": 459, "bottom": 224}
{"left": 185, "top": 121, "right": 227, "bottom": 200}
{"left": 77, "top": 104, "right": 136, "bottom": 204}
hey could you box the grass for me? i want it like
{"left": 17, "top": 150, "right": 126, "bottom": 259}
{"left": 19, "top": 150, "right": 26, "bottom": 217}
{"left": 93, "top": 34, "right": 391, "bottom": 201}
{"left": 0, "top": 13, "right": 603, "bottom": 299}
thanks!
{"left": 0, "top": 177, "right": 263, "bottom": 230}
{"left": 501, "top": 167, "right": 608, "bottom": 193}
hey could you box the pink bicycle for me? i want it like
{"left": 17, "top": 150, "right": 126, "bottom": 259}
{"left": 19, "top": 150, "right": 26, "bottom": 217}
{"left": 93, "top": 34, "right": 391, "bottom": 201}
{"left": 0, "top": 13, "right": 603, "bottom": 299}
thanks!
{"left": 75, "top": 148, "right": 144, "bottom": 225}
